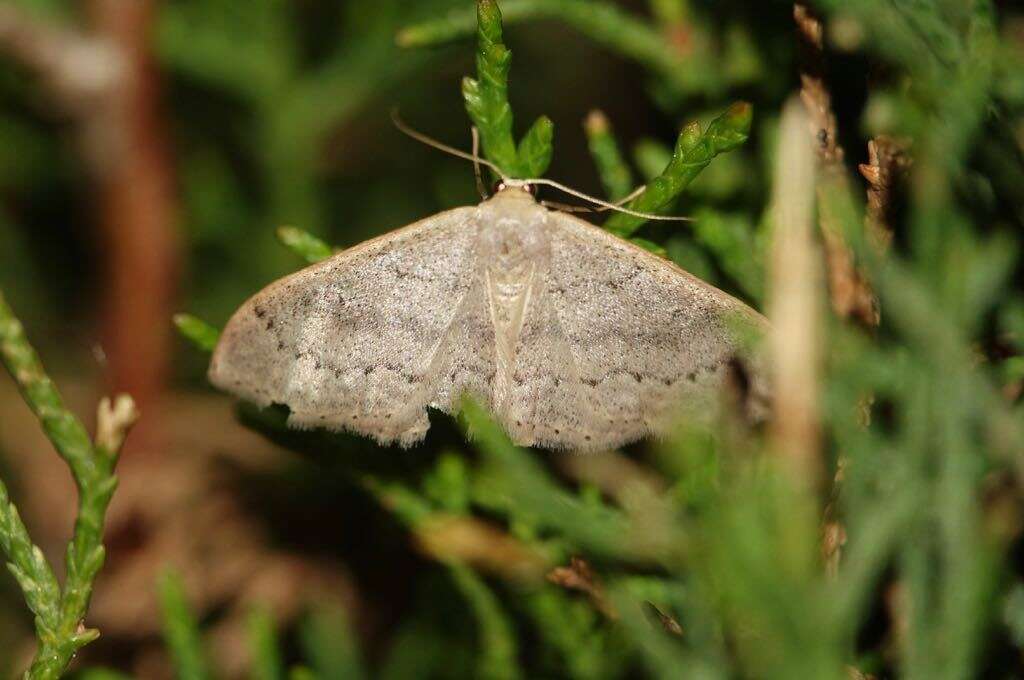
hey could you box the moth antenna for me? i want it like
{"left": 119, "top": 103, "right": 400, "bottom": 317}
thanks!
{"left": 392, "top": 110, "right": 688, "bottom": 222}
{"left": 541, "top": 200, "right": 595, "bottom": 213}
{"left": 542, "top": 186, "right": 647, "bottom": 214}
{"left": 471, "top": 126, "right": 488, "bottom": 200}
{"left": 512, "top": 178, "right": 694, "bottom": 222}
{"left": 618, "top": 185, "right": 647, "bottom": 205}
{"left": 391, "top": 110, "right": 509, "bottom": 181}
{"left": 544, "top": 187, "right": 647, "bottom": 214}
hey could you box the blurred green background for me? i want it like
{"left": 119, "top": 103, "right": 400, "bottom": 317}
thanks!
{"left": 2, "top": 0, "right": 1024, "bottom": 678}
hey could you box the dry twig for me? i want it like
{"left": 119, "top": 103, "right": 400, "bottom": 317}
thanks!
{"left": 417, "top": 515, "right": 550, "bottom": 582}
{"left": 547, "top": 557, "right": 616, "bottom": 619}
{"left": 859, "top": 136, "right": 911, "bottom": 249}
{"left": 794, "top": 4, "right": 879, "bottom": 328}
{"left": 769, "top": 98, "right": 823, "bottom": 488}
{"left": 642, "top": 601, "right": 684, "bottom": 637}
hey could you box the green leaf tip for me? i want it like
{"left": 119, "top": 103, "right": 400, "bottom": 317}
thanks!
{"left": 707, "top": 101, "right": 753, "bottom": 154}
{"left": 423, "top": 452, "right": 471, "bottom": 514}
{"left": 173, "top": 314, "right": 221, "bottom": 354}
{"left": 604, "top": 101, "right": 753, "bottom": 238}
{"left": 396, "top": 0, "right": 692, "bottom": 92}
{"left": 247, "top": 606, "right": 285, "bottom": 680}
{"left": 456, "top": 394, "right": 507, "bottom": 449}
{"left": 585, "top": 110, "right": 635, "bottom": 201}
{"left": 463, "top": 0, "right": 554, "bottom": 179}
{"left": 277, "top": 226, "right": 334, "bottom": 264}
{"left": 675, "top": 121, "right": 703, "bottom": 154}
{"left": 477, "top": 0, "right": 505, "bottom": 45}
{"left": 159, "top": 570, "right": 214, "bottom": 680}
{"left": 518, "top": 115, "right": 555, "bottom": 177}
{"left": 1, "top": 289, "right": 132, "bottom": 677}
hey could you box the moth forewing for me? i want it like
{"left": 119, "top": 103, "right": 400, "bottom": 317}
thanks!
{"left": 210, "top": 188, "right": 769, "bottom": 451}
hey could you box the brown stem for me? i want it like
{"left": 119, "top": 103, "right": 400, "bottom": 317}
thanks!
{"left": 547, "top": 557, "right": 617, "bottom": 620}
{"left": 769, "top": 98, "right": 823, "bottom": 489}
{"left": 0, "top": 1, "right": 179, "bottom": 449}
{"left": 794, "top": 3, "right": 879, "bottom": 328}
{"left": 86, "top": 0, "right": 179, "bottom": 448}
{"left": 859, "top": 136, "right": 910, "bottom": 251}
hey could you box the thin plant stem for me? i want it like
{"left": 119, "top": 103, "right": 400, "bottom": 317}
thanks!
{"left": 0, "top": 290, "right": 137, "bottom": 680}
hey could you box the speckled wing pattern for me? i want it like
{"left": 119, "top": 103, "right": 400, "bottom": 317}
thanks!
{"left": 209, "top": 206, "right": 491, "bottom": 446}
{"left": 504, "top": 209, "right": 769, "bottom": 450}
{"left": 209, "top": 189, "right": 768, "bottom": 451}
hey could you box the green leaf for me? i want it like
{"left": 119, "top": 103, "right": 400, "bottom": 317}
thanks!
{"left": 633, "top": 138, "right": 673, "bottom": 182}
{"left": 1003, "top": 357, "right": 1024, "bottom": 385}
{"left": 585, "top": 111, "right": 635, "bottom": 201}
{"left": 605, "top": 102, "right": 753, "bottom": 237}
{"left": 517, "top": 116, "right": 555, "bottom": 178}
{"left": 173, "top": 314, "right": 222, "bottom": 354}
{"left": 449, "top": 565, "right": 521, "bottom": 680}
{"left": 301, "top": 607, "right": 366, "bottom": 680}
{"left": 248, "top": 607, "right": 285, "bottom": 680}
{"left": 691, "top": 209, "right": 764, "bottom": 302}
{"left": 277, "top": 226, "right": 334, "bottom": 265}
{"left": 460, "top": 398, "right": 643, "bottom": 561}
{"left": 1000, "top": 300, "right": 1024, "bottom": 351}
{"left": 462, "top": 1, "right": 518, "bottom": 176}
{"left": 159, "top": 571, "right": 214, "bottom": 680}
{"left": 423, "top": 452, "right": 471, "bottom": 514}
{"left": 1004, "top": 584, "right": 1024, "bottom": 647}
{"left": 462, "top": 0, "right": 553, "bottom": 178}
{"left": 398, "top": 0, "right": 687, "bottom": 89}
{"left": 72, "top": 670, "right": 135, "bottom": 680}
{"left": 362, "top": 477, "right": 435, "bottom": 528}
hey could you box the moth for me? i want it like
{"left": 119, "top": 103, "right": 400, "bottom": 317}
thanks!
{"left": 210, "top": 184, "right": 769, "bottom": 452}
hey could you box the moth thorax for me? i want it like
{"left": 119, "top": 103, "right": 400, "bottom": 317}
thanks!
{"left": 482, "top": 217, "right": 547, "bottom": 277}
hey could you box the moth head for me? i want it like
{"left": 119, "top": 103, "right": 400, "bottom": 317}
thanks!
{"left": 493, "top": 179, "right": 538, "bottom": 197}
